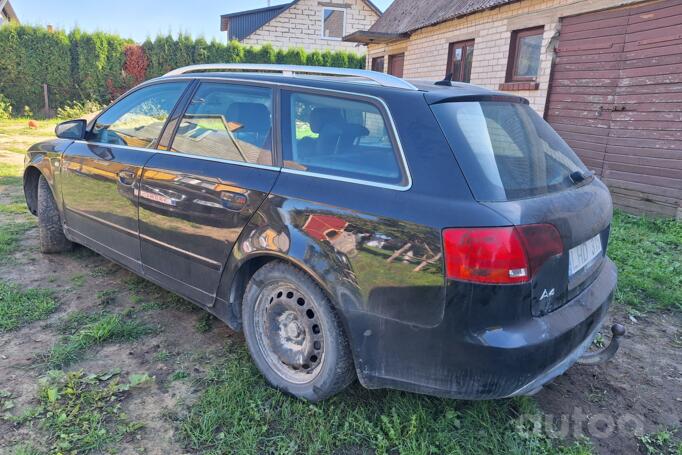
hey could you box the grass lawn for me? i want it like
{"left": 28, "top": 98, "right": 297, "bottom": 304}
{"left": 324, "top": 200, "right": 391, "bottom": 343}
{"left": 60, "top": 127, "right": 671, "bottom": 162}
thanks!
{"left": 0, "top": 282, "right": 58, "bottom": 333}
{"left": 609, "top": 211, "right": 682, "bottom": 313}
{"left": 180, "top": 349, "right": 591, "bottom": 455}
{"left": 0, "top": 118, "right": 59, "bottom": 138}
{"left": 0, "top": 119, "right": 59, "bottom": 158}
{"left": 42, "top": 312, "right": 156, "bottom": 369}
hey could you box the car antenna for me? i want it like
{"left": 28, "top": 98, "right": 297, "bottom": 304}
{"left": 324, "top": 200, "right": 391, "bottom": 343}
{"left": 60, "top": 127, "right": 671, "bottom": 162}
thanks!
{"left": 435, "top": 73, "right": 453, "bottom": 86}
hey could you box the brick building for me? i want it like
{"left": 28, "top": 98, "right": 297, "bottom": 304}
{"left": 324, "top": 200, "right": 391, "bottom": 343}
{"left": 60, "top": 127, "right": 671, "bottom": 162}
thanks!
{"left": 346, "top": 0, "right": 682, "bottom": 218}
{"left": 220, "top": 0, "right": 380, "bottom": 53}
{"left": 0, "top": 0, "right": 19, "bottom": 25}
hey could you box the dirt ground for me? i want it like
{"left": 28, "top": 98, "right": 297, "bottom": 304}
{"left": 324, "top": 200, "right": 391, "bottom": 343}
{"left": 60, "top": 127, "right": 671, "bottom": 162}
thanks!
{"left": 0, "top": 224, "right": 220, "bottom": 454}
{"left": 538, "top": 309, "right": 681, "bottom": 454}
{"left": 0, "top": 147, "right": 680, "bottom": 454}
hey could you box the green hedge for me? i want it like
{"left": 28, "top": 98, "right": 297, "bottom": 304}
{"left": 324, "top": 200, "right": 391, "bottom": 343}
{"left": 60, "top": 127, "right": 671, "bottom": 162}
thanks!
{"left": 0, "top": 25, "right": 366, "bottom": 116}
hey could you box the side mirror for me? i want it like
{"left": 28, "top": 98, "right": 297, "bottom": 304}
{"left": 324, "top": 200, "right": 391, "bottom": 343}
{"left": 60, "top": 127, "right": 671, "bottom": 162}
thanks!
{"left": 55, "top": 119, "right": 87, "bottom": 140}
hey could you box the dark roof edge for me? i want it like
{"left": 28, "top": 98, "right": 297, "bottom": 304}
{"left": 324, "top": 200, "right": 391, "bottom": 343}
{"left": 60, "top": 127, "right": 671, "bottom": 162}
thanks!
{"left": 221, "top": 0, "right": 381, "bottom": 21}
{"left": 222, "top": 0, "right": 382, "bottom": 39}
{"left": 220, "top": 2, "right": 293, "bottom": 19}
{"left": 343, "top": 30, "right": 410, "bottom": 44}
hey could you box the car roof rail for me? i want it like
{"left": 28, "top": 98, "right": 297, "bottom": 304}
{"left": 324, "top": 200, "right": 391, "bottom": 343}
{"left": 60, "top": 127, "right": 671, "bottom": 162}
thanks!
{"left": 163, "top": 63, "right": 418, "bottom": 91}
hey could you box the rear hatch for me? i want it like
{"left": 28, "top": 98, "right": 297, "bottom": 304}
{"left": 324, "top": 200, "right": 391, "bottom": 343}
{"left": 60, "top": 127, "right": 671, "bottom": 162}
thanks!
{"left": 431, "top": 98, "right": 612, "bottom": 315}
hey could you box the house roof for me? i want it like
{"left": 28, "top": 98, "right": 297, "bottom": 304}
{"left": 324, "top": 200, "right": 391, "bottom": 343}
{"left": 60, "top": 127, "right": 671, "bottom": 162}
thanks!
{"left": 347, "top": 0, "right": 516, "bottom": 41}
{"left": 221, "top": 0, "right": 382, "bottom": 42}
{"left": 220, "top": 3, "right": 293, "bottom": 41}
{"left": 0, "top": 0, "right": 20, "bottom": 23}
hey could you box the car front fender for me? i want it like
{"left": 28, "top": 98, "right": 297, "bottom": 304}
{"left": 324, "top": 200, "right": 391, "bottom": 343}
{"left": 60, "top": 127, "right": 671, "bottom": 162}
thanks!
{"left": 23, "top": 139, "right": 73, "bottom": 213}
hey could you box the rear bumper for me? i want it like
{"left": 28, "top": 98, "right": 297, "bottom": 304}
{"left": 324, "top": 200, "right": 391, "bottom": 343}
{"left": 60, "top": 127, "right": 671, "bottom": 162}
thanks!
{"left": 349, "top": 258, "right": 617, "bottom": 399}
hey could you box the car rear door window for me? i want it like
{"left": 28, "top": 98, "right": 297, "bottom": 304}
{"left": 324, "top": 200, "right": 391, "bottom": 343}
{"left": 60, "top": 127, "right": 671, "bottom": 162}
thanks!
{"left": 283, "top": 91, "right": 404, "bottom": 186}
{"left": 89, "top": 82, "right": 188, "bottom": 148}
{"left": 431, "top": 101, "right": 588, "bottom": 201}
{"left": 170, "top": 83, "right": 273, "bottom": 165}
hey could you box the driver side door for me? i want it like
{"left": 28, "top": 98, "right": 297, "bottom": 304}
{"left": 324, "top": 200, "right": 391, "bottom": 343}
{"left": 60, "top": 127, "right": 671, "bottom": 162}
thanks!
{"left": 60, "top": 81, "right": 190, "bottom": 272}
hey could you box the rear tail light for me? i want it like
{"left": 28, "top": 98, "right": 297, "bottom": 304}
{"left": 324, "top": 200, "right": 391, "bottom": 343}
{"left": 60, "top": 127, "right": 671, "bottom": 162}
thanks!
{"left": 443, "top": 224, "right": 563, "bottom": 284}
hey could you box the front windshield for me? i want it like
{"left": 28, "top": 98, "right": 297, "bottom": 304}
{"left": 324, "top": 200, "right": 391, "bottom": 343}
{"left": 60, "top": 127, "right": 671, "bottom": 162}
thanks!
{"left": 431, "top": 101, "right": 588, "bottom": 201}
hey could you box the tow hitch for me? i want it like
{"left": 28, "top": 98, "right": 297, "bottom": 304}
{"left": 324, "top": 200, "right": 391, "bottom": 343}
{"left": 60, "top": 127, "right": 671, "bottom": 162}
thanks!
{"left": 577, "top": 323, "right": 625, "bottom": 365}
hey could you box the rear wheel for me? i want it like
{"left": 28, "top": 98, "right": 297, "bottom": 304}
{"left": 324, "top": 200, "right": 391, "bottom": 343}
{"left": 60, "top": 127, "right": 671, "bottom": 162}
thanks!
{"left": 37, "top": 175, "right": 72, "bottom": 254}
{"left": 242, "top": 261, "right": 355, "bottom": 401}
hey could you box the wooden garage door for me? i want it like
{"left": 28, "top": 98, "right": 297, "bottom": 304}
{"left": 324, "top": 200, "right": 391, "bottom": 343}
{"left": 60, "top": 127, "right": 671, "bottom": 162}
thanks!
{"left": 547, "top": 0, "right": 682, "bottom": 217}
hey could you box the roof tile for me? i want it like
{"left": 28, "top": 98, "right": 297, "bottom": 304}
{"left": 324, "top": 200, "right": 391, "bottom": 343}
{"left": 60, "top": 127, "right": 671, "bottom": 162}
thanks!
{"left": 368, "top": 0, "right": 516, "bottom": 34}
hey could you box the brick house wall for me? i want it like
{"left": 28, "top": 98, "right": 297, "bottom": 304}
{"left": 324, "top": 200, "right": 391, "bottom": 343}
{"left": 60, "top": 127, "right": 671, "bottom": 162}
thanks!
{"left": 242, "top": 0, "right": 379, "bottom": 53}
{"left": 0, "top": 0, "right": 19, "bottom": 25}
{"left": 366, "top": 0, "right": 645, "bottom": 115}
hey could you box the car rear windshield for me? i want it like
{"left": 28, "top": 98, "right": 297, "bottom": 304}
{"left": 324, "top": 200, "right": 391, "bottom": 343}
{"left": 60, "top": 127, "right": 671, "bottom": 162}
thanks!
{"left": 431, "top": 101, "right": 588, "bottom": 201}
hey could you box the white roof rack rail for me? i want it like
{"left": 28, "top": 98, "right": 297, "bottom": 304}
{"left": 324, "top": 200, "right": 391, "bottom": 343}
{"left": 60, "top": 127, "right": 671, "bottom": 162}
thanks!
{"left": 163, "top": 63, "right": 418, "bottom": 91}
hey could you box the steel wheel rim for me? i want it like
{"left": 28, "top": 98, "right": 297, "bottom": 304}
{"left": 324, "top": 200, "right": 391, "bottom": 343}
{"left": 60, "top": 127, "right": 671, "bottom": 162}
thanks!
{"left": 253, "top": 283, "right": 325, "bottom": 384}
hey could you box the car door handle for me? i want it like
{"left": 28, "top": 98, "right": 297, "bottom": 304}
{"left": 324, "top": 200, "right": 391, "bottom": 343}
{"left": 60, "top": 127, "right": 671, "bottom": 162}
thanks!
{"left": 117, "top": 170, "right": 136, "bottom": 186}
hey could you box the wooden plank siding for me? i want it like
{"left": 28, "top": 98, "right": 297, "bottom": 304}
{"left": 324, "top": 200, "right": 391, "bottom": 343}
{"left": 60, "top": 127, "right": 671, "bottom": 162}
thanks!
{"left": 547, "top": 0, "right": 682, "bottom": 218}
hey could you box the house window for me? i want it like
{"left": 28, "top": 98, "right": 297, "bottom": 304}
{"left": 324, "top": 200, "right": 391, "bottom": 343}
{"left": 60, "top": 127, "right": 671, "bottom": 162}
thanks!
{"left": 388, "top": 53, "right": 405, "bottom": 78}
{"left": 507, "top": 27, "right": 544, "bottom": 82}
{"left": 371, "top": 56, "right": 384, "bottom": 73}
{"left": 446, "top": 40, "right": 474, "bottom": 83}
{"left": 322, "top": 8, "right": 345, "bottom": 39}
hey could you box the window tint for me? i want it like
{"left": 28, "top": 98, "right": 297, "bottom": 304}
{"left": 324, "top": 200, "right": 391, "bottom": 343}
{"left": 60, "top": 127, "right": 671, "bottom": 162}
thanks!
{"left": 89, "top": 82, "right": 187, "bottom": 148}
{"left": 283, "top": 92, "right": 403, "bottom": 185}
{"left": 431, "top": 101, "right": 588, "bottom": 201}
{"left": 322, "top": 8, "right": 345, "bottom": 39}
{"left": 170, "top": 83, "right": 273, "bottom": 165}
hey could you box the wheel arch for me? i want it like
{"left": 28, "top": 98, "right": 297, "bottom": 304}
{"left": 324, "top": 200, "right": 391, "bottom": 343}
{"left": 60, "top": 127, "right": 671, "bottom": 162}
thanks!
{"left": 221, "top": 249, "right": 361, "bottom": 383}
{"left": 221, "top": 250, "right": 348, "bottom": 333}
{"left": 23, "top": 165, "right": 43, "bottom": 215}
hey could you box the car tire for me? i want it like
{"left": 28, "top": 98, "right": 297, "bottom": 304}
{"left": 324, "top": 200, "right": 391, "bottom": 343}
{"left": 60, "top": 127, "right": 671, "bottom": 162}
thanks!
{"left": 37, "top": 175, "right": 73, "bottom": 254}
{"left": 242, "top": 261, "right": 355, "bottom": 401}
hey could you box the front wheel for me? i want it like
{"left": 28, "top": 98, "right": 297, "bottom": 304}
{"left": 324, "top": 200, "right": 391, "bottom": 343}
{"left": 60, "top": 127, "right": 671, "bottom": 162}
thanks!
{"left": 242, "top": 261, "right": 355, "bottom": 401}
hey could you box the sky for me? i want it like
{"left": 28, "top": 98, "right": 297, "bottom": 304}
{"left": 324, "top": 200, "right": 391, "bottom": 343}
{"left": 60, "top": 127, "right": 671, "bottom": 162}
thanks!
{"left": 12, "top": 0, "right": 394, "bottom": 43}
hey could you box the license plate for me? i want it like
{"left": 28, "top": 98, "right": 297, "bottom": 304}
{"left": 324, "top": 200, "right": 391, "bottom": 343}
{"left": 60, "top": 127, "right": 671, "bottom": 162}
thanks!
{"left": 569, "top": 234, "right": 602, "bottom": 276}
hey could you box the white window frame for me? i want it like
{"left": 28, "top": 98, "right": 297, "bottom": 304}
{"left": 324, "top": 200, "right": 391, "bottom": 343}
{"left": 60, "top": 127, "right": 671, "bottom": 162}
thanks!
{"left": 321, "top": 7, "right": 346, "bottom": 41}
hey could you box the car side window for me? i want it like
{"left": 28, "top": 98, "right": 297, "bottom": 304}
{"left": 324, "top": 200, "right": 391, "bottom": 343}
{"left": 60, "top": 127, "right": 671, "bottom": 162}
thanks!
{"left": 89, "top": 82, "right": 188, "bottom": 148}
{"left": 170, "top": 83, "right": 274, "bottom": 165}
{"left": 283, "top": 91, "right": 403, "bottom": 185}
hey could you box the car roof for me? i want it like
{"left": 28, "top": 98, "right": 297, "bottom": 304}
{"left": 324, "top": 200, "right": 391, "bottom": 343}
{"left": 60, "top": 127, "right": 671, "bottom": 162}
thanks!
{"left": 157, "top": 72, "right": 528, "bottom": 105}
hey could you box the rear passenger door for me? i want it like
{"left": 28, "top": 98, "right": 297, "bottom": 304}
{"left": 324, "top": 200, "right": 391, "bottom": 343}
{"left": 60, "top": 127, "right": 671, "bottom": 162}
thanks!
{"left": 138, "top": 81, "right": 280, "bottom": 306}
{"left": 271, "top": 89, "right": 447, "bottom": 327}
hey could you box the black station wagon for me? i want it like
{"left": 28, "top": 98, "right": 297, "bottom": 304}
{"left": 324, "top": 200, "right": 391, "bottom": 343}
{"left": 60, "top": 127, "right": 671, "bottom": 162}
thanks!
{"left": 23, "top": 64, "right": 623, "bottom": 401}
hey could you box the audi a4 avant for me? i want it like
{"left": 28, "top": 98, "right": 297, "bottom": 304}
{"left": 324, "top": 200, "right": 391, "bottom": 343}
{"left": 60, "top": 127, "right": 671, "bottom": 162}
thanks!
{"left": 23, "top": 64, "right": 619, "bottom": 401}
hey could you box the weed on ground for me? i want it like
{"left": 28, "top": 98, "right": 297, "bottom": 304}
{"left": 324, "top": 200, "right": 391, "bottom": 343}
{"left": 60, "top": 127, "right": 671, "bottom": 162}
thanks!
{"left": 42, "top": 313, "right": 156, "bottom": 369}
{"left": 0, "top": 282, "right": 57, "bottom": 333}
{"left": 24, "top": 370, "right": 147, "bottom": 454}
{"left": 0, "top": 220, "right": 34, "bottom": 261}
